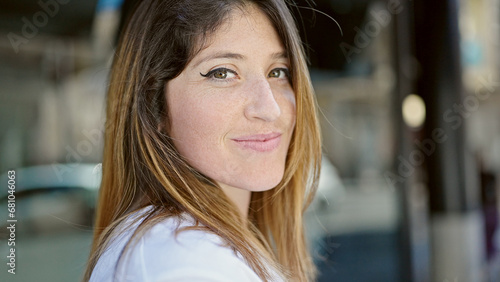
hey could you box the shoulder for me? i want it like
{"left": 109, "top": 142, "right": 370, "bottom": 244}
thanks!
{"left": 123, "top": 218, "right": 261, "bottom": 281}
{"left": 90, "top": 208, "right": 263, "bottom": 282}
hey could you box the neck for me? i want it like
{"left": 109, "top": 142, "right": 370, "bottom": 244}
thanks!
{"left": 218, "top": 183, "right": 251, "bottom": 220}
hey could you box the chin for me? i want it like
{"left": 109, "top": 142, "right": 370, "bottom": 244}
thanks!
{"left": 231, "top": 171, "right": 285, "bottom": 192}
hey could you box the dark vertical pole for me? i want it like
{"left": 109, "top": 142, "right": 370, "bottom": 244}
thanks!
{"left": 393, "top": 0, "right": 430, "bottom": 281}
{"left": 413, "top": 0, "right": 483, "bottom": 280}
{"left": 414, "top": 0, "right": 478, "bottom": 214}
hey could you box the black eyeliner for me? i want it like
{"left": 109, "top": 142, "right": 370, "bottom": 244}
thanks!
{"left": 200, "top": 67, "right": 230, "bottom": 77}
{"left": 200, "top": 70, "right": 212, "bottom": 77}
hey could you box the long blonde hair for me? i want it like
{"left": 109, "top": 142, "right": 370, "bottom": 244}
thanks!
{"left": 84, "top": 0, "right": 321, "bottom": 281}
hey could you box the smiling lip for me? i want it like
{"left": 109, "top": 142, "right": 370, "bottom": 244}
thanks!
{"left": 231, "top": 133, "right": 282, "bottom": 152}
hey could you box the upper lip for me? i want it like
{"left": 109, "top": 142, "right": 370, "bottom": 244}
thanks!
{"left": 232, "top": 132, "right": 282, "bottom": 142}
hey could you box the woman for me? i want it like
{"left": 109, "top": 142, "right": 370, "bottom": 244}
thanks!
{"left": 84, "top": 0, "right": 321, "bottom": 281}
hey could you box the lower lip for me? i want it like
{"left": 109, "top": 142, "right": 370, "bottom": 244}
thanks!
{"left": 232, "top": 135, "right": 282, "bottom": 152}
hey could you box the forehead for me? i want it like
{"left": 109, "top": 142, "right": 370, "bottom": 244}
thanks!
{"left": 191, "top": 5, "right": 286, "bottom": 62}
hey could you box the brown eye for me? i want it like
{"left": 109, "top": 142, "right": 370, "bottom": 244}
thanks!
{"left": 269, "top": 69, "right": 280, "bottom": 78}
{"left": 268, "top": 68, "right": 289, "bottom": 79}
{"left": 213, "top": 69, "right": 227, "bottom": 79}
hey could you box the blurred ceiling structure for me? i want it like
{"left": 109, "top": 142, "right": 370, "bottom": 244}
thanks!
{"left": 0, "top": 0, "right": 99, "bottom": 38}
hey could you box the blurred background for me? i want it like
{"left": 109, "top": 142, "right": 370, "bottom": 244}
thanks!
{"left": 0, "top": 0, "right": 499, "bottom": 281}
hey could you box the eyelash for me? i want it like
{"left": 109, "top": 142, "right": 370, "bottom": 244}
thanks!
{"left": 200, "top": 67, "right": 291, "bottom": 82}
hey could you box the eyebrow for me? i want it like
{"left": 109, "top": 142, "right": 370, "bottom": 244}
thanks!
{"left": 191, "top": 51, "right": 288, "bottom": 69}
{"left": 270, "top": 51, "right": 288, "bottom": 60}
{"left": 191, "top": 52, "right": 244, "bottom": 69}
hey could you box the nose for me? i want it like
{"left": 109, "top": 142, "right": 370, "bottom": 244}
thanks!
{"left": 244, "top": 77, "right": 281, "bottom": 122}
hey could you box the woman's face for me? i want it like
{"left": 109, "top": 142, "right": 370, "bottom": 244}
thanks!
{"left": 166, "top": 6, "right": 296, "bottom": 193}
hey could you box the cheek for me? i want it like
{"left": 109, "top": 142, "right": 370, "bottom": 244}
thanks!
{"left": 167, "top": 89, "right": 235, "bottom": 173}
{"left": 281, "top": 88, "right": 297, "bottom": 127}
{"left": 170, "top": 98, "right": 223, "bottom": 150}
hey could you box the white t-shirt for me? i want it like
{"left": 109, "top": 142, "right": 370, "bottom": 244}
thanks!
{"left": 90, "top": 207, "right": 282, "bottom": 282}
